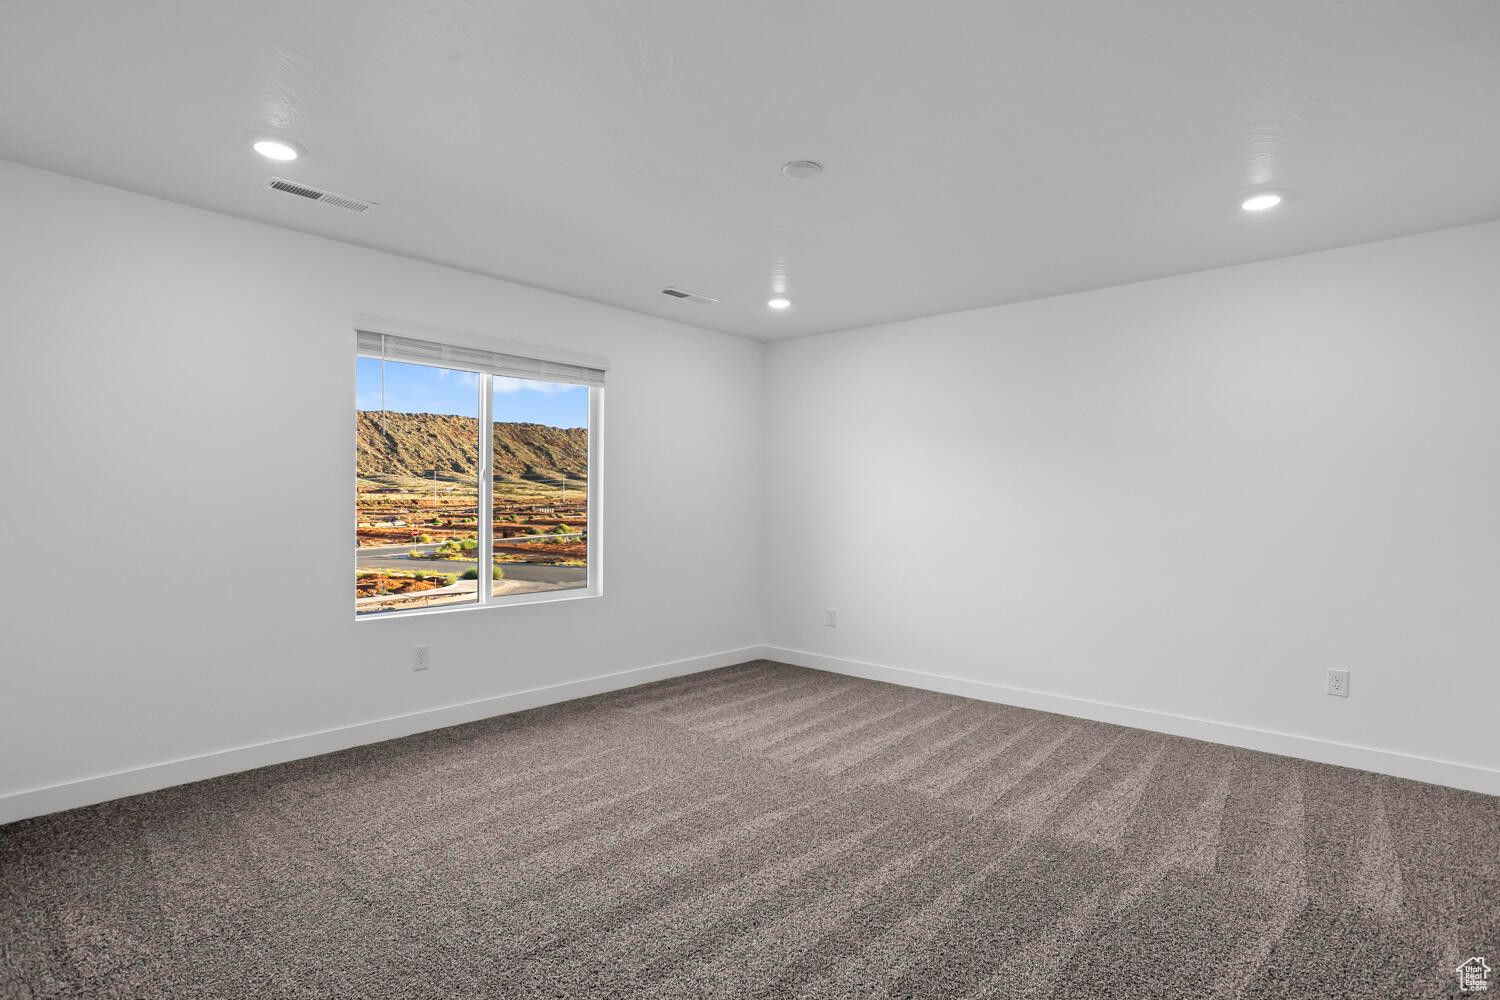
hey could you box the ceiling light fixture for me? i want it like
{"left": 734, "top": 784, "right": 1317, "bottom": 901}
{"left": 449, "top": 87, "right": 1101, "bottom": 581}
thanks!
{"left": 781, "top": 160, "right": 823, "bottom": 180}
{"left": 253, "top": 138, "right": 302, "bottom": 162}
{"left": 1241, "top": 192, "right": 1282, "bottom": 212}
{"left": 768, "top": 297, "right": 792, "bottom": 310}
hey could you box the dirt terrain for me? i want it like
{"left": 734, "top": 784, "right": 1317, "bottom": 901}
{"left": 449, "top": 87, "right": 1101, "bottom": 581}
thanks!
{"left": 356, "top": 411, "right": 586, "bottom": 482}
{"left": 355, "top": 573, "right": 451, "bottom": 597}
{"left": 493, "top": 540, "right": 587, "bottom": 564}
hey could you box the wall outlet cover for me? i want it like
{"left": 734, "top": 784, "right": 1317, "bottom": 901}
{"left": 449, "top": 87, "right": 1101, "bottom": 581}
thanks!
{"left": 1326, "top": 668, "right": 1349, "bottom": 697}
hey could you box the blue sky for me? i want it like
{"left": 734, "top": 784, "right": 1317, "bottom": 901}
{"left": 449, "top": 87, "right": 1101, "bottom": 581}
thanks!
{"left": 356, "top": 358, "right": 587, "bottom": 428}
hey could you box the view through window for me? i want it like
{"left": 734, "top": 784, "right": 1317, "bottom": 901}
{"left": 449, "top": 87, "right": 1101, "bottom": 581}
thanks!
{"left": 355, "top": 336, "right": 595, "bottom": 617}
{"left": 489, "top": 375, "right": 590, "bottom": 600}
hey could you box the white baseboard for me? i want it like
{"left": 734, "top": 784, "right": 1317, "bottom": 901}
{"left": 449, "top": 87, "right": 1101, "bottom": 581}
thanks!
{"left": 13, "top": 643, "right": 1487, "bottom": 825}
{"left": 765, "top": 646, "right": 1500, "bottom": 798}
{"left": 0, "top": 646, "right": 768, "bottom": 826}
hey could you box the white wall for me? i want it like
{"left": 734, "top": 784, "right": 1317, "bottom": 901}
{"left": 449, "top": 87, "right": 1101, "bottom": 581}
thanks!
{"left": 4, "top": 158, "right": 1496, "bottom": 817}
{"left": 0, "top": 161, "right": 765, "bottom": 820}
{"left": 764, "top": 221, "right": 1500, "bottom": 793}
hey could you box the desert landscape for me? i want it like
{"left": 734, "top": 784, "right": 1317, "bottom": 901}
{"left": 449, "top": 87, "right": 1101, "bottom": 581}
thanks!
{"left": 355, "top": 410, "right": 588, "bottom": 614}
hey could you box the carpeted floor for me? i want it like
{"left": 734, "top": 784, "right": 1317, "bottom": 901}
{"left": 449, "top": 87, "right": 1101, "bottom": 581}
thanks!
{"left": 2, "top": 661, "right": 1496, "bottom": 999}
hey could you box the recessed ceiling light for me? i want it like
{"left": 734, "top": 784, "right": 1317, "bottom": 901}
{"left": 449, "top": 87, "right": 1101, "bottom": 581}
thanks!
{"left": 1241, "top": 192, "right": 1282, "bottom": 212}
{"left": 768, "top": 297, "right": 792, "bottom": 310}
{"left": 781, "top": 160, "right": 823, "bottom": 180}
{"left": 253, "top": 138, "right": 301, "bottom": 162}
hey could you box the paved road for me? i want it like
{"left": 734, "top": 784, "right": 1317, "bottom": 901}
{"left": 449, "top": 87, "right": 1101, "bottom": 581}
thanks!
{"left": 357, "top": 543, "right": 586, "bottom": 586}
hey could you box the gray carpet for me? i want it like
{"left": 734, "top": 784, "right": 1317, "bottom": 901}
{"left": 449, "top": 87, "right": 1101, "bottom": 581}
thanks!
{"left": 2, "top": 661, "right": 1496, "bottom": 999}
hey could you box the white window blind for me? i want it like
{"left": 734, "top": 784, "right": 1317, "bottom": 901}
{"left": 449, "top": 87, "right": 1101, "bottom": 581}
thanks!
{"left": 356, "top": 330, "right": 606, "bottom": 387}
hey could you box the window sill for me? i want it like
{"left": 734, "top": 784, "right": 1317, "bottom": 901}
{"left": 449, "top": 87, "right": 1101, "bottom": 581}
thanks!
{"left": 354, "top": 587, "right": 601, "bottom": 623}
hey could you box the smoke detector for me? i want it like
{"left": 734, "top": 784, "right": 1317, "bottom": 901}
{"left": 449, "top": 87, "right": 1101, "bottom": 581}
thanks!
{"left": 267, "top": 177, "right": 377, "bottom": 213}
{"left": 781, "top": 160, "right": 824, "bottom": 180}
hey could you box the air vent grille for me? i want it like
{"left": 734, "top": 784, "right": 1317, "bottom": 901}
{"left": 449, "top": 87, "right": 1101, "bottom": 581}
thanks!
{"left": 661, "top": 287, "right": 719, "bottom": 304}
{"left": 268, "top": 177, "right": 377, "bottom": 213}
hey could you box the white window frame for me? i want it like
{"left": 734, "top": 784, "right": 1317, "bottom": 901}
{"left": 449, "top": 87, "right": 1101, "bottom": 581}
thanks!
{"left": 353, "top": 316, "right": 605, "bottom": 621}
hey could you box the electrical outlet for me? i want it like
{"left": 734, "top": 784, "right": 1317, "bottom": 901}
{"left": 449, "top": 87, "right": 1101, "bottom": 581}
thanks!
{"left": 1326, "top": 668, "right": 1349, "bottom": 697}
{"left": 412, "top": 645, "right": 430, "bottom": 671}
{"left": 824, "top": 609, "right": 837, "bottom": 628}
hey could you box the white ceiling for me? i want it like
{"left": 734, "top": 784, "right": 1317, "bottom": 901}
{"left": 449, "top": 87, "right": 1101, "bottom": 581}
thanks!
{"left": 2, "top": 2, "right": 1498, "bottom": 341}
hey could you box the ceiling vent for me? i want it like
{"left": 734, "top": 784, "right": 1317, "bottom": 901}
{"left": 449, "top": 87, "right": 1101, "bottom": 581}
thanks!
{"left": 268, "top": 177, "right": 377, "bottom": 213}
{"left": 661, "top": 287, "right": 719, "bottom": 304}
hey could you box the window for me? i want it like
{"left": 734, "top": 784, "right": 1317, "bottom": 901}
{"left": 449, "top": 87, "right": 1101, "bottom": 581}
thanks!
{"left": 355, "top": 329, "right": 603, "bottom": 618}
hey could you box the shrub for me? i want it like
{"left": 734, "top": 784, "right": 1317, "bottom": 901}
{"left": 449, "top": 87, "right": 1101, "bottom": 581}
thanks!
{"left": 417, "top": 533, "right": 434, "bottom": 543}
{"left": 408, "top": 550, "right": 424, "bottom": 559}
